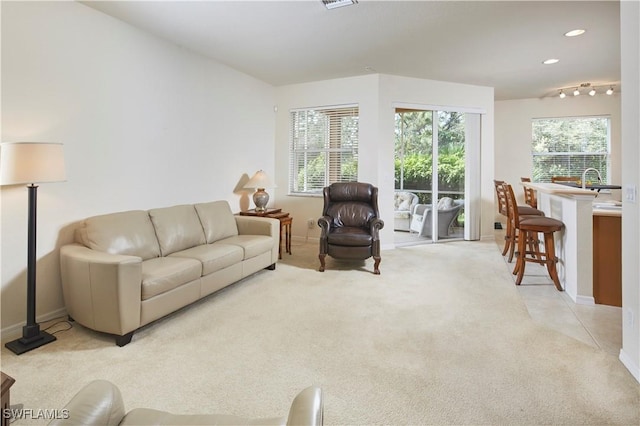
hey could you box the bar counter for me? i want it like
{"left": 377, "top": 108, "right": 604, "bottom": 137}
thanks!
{"left": 521, "top": 182, "right": 598, "bottom": 304}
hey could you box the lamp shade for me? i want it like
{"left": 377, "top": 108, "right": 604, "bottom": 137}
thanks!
{"left": 0, "top": 142, "right": 66, "bottom": 186}
{"left": 243, "top": 170, "right": 275, "bottom": 189}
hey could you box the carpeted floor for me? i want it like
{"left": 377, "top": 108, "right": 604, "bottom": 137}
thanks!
{"left": 2, "top": 240, "right": 639, "bottom": 425}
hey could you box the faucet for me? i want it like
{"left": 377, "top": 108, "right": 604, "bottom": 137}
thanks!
{"left": 581, "top": 168, "right": 602, "bottom": 189}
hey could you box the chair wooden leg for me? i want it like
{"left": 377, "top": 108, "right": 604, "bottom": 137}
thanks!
{"left": 515, "top": 230, "right": 527, "bottom": 285}
{"left": 502, "top": 220, "right": 512, "bottom": 256}
{"left": 373, "top": 256, "right": 381, "bottom": 275}
{"left": 318, "top": 254, "right": 326, "bottom": 272}
{"left": 544, "top": 232, "right": 563, "bottom": 291}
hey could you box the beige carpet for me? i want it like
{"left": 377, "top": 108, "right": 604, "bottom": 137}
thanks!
{"left": 1, "top": 240, "right": 638, "bottom": 425}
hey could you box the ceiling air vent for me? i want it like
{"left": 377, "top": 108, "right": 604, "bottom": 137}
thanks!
{"left": 322, "top": 0, "right": 358, "bottom": 10}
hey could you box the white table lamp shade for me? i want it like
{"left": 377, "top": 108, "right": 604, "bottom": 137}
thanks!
{"left": 0, "top": 142, "right": 66, "bottom": 186}
{"left": 243, "top": 170, "right": 275, "bottom": 190}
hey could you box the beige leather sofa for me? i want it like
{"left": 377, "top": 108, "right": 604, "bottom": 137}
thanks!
{"left": 60, "top": 201, "right": 279, "bottom": 346}
{"left": 49, "top": 380, "right": 323, "bottom": 426}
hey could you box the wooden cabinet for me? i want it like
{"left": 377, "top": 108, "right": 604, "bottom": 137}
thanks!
{"left": 592, "top": 213, "right": 622, "bottom": 307}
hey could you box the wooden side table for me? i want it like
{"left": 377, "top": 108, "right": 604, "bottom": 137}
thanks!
{"left": 1, "top": 372, "right": 15, "bottom": 426}
{"left": 239, "top": 209, "right": 292, "bottom": 259}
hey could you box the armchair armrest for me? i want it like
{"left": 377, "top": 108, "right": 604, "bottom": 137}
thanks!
{"left": 286, "top": 386, "right": 324, "bottom": 426}
{"left": 413, "top": 203, "right": 433, "bottom": 216}
{"left": 60, "top": 244, "right": 142, "bottom": 336}
{"left": 49, "top": 380, "right": 125, "bottom": 426}
{"left": 317, "top": 216, "right": 331, "bottom": 236}
{"left": 369, "top": 218, "right": 385, "bottom": 239}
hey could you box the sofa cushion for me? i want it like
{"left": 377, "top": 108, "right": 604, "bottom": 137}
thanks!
{"left": 218, "top": 235, "right": 274, "bottom": 260}
{"left": 169, "top": 243, "right": 244, "bottom": 276}
{"left": 194, "top": 201, "right": 238, "bottom": 243}
{"left": 141, "top": 257, "right": 202, "bottom": 300}
{"left": 77, "top": 210, "right": 161, "bottom": 261}
{"left": 148, "top": 205, "right": 206, "bottom": 256}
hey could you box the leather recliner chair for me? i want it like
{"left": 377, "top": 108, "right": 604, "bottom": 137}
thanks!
{"left": 49, "top": 380, "right": 323, "bottom": 426}
{"left": 318, "top": 182, "right": 384, "bottom": 274}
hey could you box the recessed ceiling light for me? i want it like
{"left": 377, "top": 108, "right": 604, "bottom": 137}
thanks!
{"left": 542, "top": 58, "right": 559, "bottom": 65}
{"left": 564, "top": 29, "right": 586, "bottom": 37}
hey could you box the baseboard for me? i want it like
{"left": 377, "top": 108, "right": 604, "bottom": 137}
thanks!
{"left": 0, "top": 307, "right": 68, "bottom": 343}
{"left": 619, "top": 348, "right": 640, "bottom": 383}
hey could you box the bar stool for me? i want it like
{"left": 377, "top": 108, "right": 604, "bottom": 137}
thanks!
{"left": 494, "top": 180, "right": 544, "bottom": 262}
{"left": 520, "top": 177, "right": 538, "bottom": 208}
{"left": 503, "top": 183, "right": 565, "bottom": 291}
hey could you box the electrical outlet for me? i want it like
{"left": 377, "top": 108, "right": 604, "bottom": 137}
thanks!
{"left": 625, "top": 308, "right": 635, "bottom": 328}
{"left": 307, "top": 218, "right": 315, "bottom": 229}
{"left": 624, "top": 185, "right": 637, "bottom": 203}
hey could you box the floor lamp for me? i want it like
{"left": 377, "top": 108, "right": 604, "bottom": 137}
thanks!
{"left": 1, "top": 142, "right": 66, "bottom": 355}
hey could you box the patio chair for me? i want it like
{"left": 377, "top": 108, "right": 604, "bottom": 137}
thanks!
{"left": 409, "top": 197, "right": 463, "bottom": 238}
{"left": 393, "top": 191, "right": 419, "bottom": 231}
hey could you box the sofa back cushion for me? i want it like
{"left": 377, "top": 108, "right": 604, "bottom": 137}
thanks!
{"left": 194, "top": 201, "right": 238, "bottom": 244}
{"left": 76, "top": 210, "right": 161, "bottom": 260}
{"left": 148, "top": 205, "right": 206, "bottom": 256}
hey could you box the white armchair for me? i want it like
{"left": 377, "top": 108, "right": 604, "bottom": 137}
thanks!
{"left": 410, "top": 197, "right": 464, "bottom": 238}
{"left": 393, "top": 191, "right": 419, "bottom": 231}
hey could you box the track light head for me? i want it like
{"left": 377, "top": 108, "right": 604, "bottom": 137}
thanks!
{"left": 606, "top": 86, "right": 614, "bottom": 95}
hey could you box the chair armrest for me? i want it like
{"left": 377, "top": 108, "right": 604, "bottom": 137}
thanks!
{"left": 286, "top": 386, "right": 323, "bottom": 426}
{"left": 413, "top": 204, "right": 432, "bottom": 215}
{"left": 60, "top": 244, "right": 142, "bottom": 335}
{"left": 317, "top": 216, "right": 331, "bottom": 236}
{"left": 369, "top": 218, "right": 384, "bottom": 239}
{"left": 49, "top": 380, "right": 125, "bottom": 426}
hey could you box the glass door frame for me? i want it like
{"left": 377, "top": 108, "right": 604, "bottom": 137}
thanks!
{"left": 394, "top": 103, "right": 483, "bottom": 243}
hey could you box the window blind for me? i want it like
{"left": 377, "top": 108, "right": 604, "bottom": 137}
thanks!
{"left": 531, "top": 116, "right": 610, "bottom": 183}
{"left": 289, "top": 105, "right": 359, "bottom": 194}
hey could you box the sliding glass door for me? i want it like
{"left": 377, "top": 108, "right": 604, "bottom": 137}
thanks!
{"left": 395, "top": 108, "right": 480, "bottom": 244}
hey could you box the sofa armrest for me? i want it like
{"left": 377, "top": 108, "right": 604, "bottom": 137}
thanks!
{"left": 235, "top": 216, "right": 280, "bottom": 238}
{"left": 49, "top": 380, "right": 125, "bottom": 426}
{"left": 60, "top": 244, "right": 142, "bottom": 336}
{"left": 286, "top": 386, "right": 323, "bottom": 426}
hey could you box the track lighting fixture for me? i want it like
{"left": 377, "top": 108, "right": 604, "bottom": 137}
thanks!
{"left": 556, "top": 83, "right": 617, "bottom": 99}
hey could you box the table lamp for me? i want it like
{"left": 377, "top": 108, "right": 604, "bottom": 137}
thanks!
{"left": 1, "top": 142, "right": 66, "bottom": 355}
{"left": 243, "top": 170, "right": 275, "bottom": 212}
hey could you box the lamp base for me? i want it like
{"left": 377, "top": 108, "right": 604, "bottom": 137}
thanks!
{"left": 5, "top": 330, "right": 56, "bottom": 355}
{"left": 253, "top": 188, "right": 269, "bottom": 212}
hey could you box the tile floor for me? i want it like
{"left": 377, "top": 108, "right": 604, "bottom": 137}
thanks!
{"left": 494, "top": 228, "right": 622, "bottom": 356}
{"left": 393, "top": 229, "right": 622, "bottom": 356}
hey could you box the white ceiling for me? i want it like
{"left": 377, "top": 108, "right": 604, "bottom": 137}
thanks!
{"left": 82, "top": 0, "right": 621, "bottom": 101}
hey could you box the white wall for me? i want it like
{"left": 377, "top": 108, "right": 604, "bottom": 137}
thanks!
{"left": 620, "top": 0, "right": 640, "bottom": 382}
{"left": 495, "top": 94, "right": 622, "bottom": 221}
{"left": 274, "top": 74, "right": 494, "bottom": 248}
{"left": 0, "top": 1, "right": 275, "bottom": 334}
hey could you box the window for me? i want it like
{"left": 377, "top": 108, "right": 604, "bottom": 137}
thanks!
{"left": 531, "top": 116, "right": 610, "bottom": 182}
{"left": 289, "top": 105, "right": 359, "bottom": 195}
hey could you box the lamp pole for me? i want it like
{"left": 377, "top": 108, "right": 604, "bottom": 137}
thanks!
{"left": 5, "top": 184, "right": 57, "bottom": 354}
